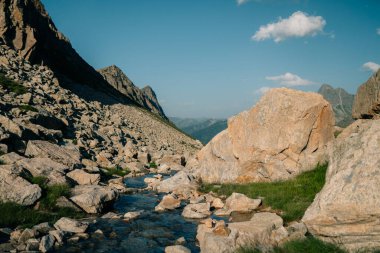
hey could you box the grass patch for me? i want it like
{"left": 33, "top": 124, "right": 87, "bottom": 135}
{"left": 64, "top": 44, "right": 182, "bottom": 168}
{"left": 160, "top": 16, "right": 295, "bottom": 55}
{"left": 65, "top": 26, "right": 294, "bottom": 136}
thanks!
{"left": 0, "top": 176, "right": 84, "bottom": 228}
{"left": 200, "top": 163, "right": 328, "bottom": 222}
{"left": 0, "top": 202, "right": 84, "bottom": 229}
{"left": 0, "top": 72, "right": 27, "bottom": 95}
{"left": 102, "top": 166, "right": 130, "bottom": 177}
{"left": 18, "top": 104, "right": 38, "bottom": 112}
{"left": 149, "top": 162, "right": 158, "bottom": 168}
{"left": 236, "top": 236, "right": 345, "bottom": 253}
{"left": 72, "top": 139, "right": 78, "bottom": 145}
{"left": 0, "top": 159, "right": 4, "bottom": 165}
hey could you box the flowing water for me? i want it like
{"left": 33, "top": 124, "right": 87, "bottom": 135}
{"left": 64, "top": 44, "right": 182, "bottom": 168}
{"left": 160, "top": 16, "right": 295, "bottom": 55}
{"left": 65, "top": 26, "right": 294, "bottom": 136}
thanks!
{"left": 57, "top": 175, "right": 203, "bottom": 253}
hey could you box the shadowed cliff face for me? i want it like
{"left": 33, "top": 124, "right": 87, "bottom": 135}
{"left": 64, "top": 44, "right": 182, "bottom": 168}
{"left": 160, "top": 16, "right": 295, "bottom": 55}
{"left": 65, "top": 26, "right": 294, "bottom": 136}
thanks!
{"left": 98, "top": 65, "right": 167, "bottom": 119}
{"left": 352, "top": 69, "right": 380, "bottom": 120}
{"left": 0, "top": 0, "right": 167, "bottom": 119}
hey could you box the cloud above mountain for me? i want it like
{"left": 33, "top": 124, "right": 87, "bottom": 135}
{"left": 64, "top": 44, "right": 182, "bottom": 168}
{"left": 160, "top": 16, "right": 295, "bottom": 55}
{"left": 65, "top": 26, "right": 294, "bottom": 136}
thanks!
{"left": 252, "top": 11, "right": 326, "bottom": 42}
{"left": 363, "top": 62, "right": 380, "bottom": 73}
{"left": 266, "top": 72, "right": 316, "bottom": 86}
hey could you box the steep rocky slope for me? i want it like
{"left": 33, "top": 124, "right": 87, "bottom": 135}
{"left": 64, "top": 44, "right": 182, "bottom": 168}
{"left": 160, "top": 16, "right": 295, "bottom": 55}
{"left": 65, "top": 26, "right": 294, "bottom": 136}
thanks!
{"left": 0, "top": 0, "right": 167, "bottom": 116}
{"left": 0, "top": 44, "right": 200, "bottom": 166}
{"left": 98, "top": 65, "right": 166, "bottom": 119}
{"left": 170, "top": 117, "right": 227, "bottom": 144}
{"left": 352, "top": 69, "right": 380, "bottom": 119}
{"left": 318, "top": 84, "right": 354, "bottom": 127}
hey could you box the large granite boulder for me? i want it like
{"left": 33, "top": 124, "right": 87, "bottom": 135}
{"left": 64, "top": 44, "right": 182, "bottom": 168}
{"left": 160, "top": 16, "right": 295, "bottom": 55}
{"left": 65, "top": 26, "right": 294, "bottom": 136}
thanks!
{"left": 25, "top": 140, "right": 81, "bottom": 169}
{"left": 70, "top": 185, "right": 117, "bottom": 214}
{"left": 0, "top": 169, "right": 41, "bottom": 205}
{"left": 352, "top": 69, "right": 380, "bottom": 119}
{"left": 156, "top": 171, "right": 197, "bottom": 193}
{"left": 16, "top": 158, "right": 69, "bottom": 185}
{"left": 303, "top": 119, "right": 380, "bottom": 252}
{"left": 188, "top": 88, "right": 335, "bottom": 183}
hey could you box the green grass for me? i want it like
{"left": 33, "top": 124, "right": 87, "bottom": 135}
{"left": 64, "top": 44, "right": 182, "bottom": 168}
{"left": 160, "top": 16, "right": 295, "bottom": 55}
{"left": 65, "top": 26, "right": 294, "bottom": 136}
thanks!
{"left": 0, "top": 176, "right": 84, "bottom": 228}
{"left": 200, "top": 163, "right": 328, "bottom": 222}
{"left": 18, "top": 104, "right": 38, "bottom": 112}
{"left": 0, "top": 159, "right": 4, "bottom": 165}
{"left": 102, "top": 166, "right": 130, "bottom": 177}
{"left": 0, "top": 202, "right": 84, "bottom": 229}
{"left": 236, "top": 236, "right": 345, "bottom": 253}
{"left": 149, "top": 162, "right": 158, "bottom": 168}
{"left": 0, "top": 72, "right": 27, "bottom": 95}
{"left": 72, "top": 139, "right": 78, "bottom": 145}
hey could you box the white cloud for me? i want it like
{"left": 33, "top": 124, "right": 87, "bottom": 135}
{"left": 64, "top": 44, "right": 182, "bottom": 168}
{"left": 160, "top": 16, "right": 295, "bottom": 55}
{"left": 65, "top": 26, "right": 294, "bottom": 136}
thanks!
{"left": 236, "top": 0, "right": 249, "bottom": 5}
{"left": 362, "top": 62, "right": 380, "bottom": 73}
{"left": 252, "top": 11, "right": 326, "bottom": 42}
{"left": 377, "top": 28, "right": 380, "bottom": 35}
{"left": 255, "top": 86, "right": 271, "bottom": 95}
{"left": 266, "top": 72, "right": 316, "bottom": 86}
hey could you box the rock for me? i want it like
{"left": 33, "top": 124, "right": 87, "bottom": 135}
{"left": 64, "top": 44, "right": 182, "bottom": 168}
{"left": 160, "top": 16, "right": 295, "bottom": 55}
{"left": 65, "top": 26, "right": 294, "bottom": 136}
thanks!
{"left": 213, "top": 220, "right": 231, "bottom": 236}
{"left": 286, "top": 221, "right": 307, "bottom": 241}
{"left": 18, "top": 228, "right": 37, "bottom": 244}
{"left": 49, "top": 230, "right": 65, "bottom": 245}
{"left": 302, "top": 119, "right": 380, "bottom": 252}
{"left": 158, "top": 154, "right": 186, "bottom": 166}
{"left": 0, "top": 143, "right": 8, "bottom": 154}
{"left": 352, "top": 69, "right": 380, "bottom": 119}
{"left": 0, "top": 169, "right": 41, "bottom": 205}
{"left": 138, "top": 151, "right": 151, "bottom": 164}
{"left": 165, "top": 245, "right": 191, "bottom": 253}
{"left": 26, "top": 238, "right": 40, "bottom": 251}
{"left": 211, "top": 198, "right": 224, "bottom": 209}
{"left": 101, "top": 212, "right": 122, "bottom": 219}
{"left": 215, "top": 193, "right": 261, "bottom": 216}
{"left": 175, "top": 237, "right": 186, "bottom": 245}
{"left": 70, "top": 185, "right": 117, "bottom": 213}
{"left": 16, "top": 157, "right": 69, "bottom": 185}
{"left": 189, "top": 88, "right": 334, "bottom": 183}
{"left": 124, "top": 211, "right": 143, "bottom": 222}
{"left": 197, "top": 212, "right": 284, "bottom": 253}
{"left": 182, "top": 203, "right": 211, "bottom": 219}
{"left": 55, "top": 196, "right": 82, "bottom": 212}
{"left": 157, "top": 171, "right": 197, "bottom": 193}
{"left": 54, "top": 217, "right": 89, "bottom": 233}
{"left": 39, "top": 234, "right": 55, "bottom": 253}
{"left": 67, "top": 169, "right": 100, "bottom": 185}
{"left": 155, "top": 194, "right": 181, "bottom": 212}
{"left": 0, "top": 152, "right": 24, "bottom": 164}
{"left": 33, "top": 222, "right": 52, "bottom": 234}
{"left": 108, "top": 177, "right": 127, "bottom": 193}
{"left": 25, "top": 140, "right": 81, "bottom": 169}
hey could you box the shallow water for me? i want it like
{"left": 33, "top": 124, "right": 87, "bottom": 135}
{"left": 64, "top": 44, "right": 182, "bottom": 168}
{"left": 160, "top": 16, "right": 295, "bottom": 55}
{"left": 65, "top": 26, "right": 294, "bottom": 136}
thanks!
{"left": 57, "top": 175, "right": 202, "bottom": 253}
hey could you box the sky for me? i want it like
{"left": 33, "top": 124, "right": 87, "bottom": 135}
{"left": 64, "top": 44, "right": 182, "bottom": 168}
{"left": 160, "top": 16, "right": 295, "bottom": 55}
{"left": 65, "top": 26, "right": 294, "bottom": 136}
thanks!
{"left": 41, "top": 0, "right": 380, "bottom": 119}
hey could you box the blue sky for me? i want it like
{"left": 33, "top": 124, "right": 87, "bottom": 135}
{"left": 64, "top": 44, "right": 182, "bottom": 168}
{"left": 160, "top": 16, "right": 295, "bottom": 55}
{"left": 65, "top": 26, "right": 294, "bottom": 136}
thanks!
{"left": 42, "top": 0, "right": 380, "bottom": 118}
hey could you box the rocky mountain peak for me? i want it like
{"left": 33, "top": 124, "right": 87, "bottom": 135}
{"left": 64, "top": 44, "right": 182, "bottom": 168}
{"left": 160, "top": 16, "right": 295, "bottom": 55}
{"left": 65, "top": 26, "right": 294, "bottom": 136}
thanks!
{"left": 98, "top": 65, "right": 167, "bottom": 119}
{"left": 317, "top": 84, "right": 354, "bottom": 127}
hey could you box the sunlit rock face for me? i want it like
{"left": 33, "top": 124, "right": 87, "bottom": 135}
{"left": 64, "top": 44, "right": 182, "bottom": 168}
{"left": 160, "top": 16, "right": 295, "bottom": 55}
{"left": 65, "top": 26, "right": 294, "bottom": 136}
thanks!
{"left": 188, "top": 88, "right": 335, "bottom": 183}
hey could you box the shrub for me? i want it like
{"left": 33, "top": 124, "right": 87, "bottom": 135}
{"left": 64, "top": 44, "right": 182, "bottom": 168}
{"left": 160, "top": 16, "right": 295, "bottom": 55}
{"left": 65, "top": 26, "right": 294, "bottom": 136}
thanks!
{"left": 149, "top": 162, "right": 158, "bottom": 168}
{"left": 18, "top": 104, "right": 38, "bottom": 112}
{"left": 200, "top": 163, "right": 328, "bottom": 222}
{"left": 0, "top": 202, "right": 84, "bottom": 229}
{"left": 0, "top": 72, "right": 27, "bottom": 95}
{"left": 103, "top": 166, "right": 130, "bottom": 177}
{"left": 0, "top": 159, "right": 4, "bottom": 165}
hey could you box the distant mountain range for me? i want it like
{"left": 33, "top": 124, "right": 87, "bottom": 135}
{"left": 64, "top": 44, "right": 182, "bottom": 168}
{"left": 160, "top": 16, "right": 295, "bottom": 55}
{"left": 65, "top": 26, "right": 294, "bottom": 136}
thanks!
{"left": 317, "top": 84, "right": 354, "bottom": 127}
{"left": 170, "top": 117, "right": 227, "bottom": 144}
